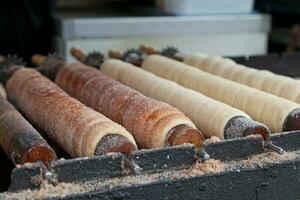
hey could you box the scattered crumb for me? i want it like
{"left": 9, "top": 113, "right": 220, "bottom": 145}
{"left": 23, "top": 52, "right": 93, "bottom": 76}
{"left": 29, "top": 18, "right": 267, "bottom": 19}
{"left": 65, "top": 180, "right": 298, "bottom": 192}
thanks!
{"left": 204, "top": 136, "right": 221, "bottom": 144}
{"left": 186, "top": 159, "right": 225, "bottom": 176}
{"left": 4, "top": 181, "right": 85, "bottom": 200}
{"left": 241, "top": 151, "right": 296, "bottom": 168}
{"left": 77, "top": 159, "right": 225, "bottom": 192}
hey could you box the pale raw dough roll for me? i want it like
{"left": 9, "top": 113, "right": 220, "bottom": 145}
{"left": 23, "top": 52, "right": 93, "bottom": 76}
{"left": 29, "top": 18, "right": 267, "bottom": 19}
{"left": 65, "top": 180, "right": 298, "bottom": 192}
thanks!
{"left": 184, "top": 53, "right": 300, "bottom": 104}
{"left": 101, "top": 59, "right": 251, "bottom": 139}
{"left": 142, "top": 55, "right": 300, "bottom": 132}
{"left": 6, "top": 68, "right": 136, "bottom": 157}
{"left": 56, "top": 63, "right": 196, "bottom": 148}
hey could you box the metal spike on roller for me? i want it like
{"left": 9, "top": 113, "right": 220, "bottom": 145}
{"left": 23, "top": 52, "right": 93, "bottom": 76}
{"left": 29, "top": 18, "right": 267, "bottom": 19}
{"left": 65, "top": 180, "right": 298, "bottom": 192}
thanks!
{"left": 161, "top": 46, "right": 179, "bottom": 57}
{"left": 123, "top": 49, "right": 143, "bottom": 61}
{"left": 122, "top": 49, "right": 144, "bottom": 67}
{"left": 83, "top": 51, "right": 104, "bottom": 68}
{"left": 0, "top": 54, "right": 25, "bottom": 84}
{"left": 33, "top": 52, "right": 63, "bottom": 68}
{"left": 70, "top": 47, "right": 104, "bottom": 68}
{"left": 47, "top": 52, "right": 63, "bottom": 61}
{"left": 43, "top": 53, "right": 64, "bottom": 67}
{"left": 31, "top": 53, "right": 65, "bottom": 80}
{"left": 0, "top": 54, "right": 25, "bottom": 68}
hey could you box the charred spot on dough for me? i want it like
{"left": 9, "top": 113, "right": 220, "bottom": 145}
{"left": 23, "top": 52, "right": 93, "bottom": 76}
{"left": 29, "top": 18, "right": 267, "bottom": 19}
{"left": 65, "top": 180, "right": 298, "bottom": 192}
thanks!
{"left": 167, "top": 124, "right": 204, "bottom": 148}
{"left": 95, "top": 134, "right": 137, "bottom": 156}
{"left": 283, "top": 108, "right": 300, "bottom": 131}
{"left": 224, "top": 116, "right": 269, "bottom": 140}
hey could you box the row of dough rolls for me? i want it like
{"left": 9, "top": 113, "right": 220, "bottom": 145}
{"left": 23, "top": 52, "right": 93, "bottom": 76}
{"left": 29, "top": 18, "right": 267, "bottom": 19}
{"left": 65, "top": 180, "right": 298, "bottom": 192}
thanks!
{"left": 55, "top": 62, "right": 202, "bottom": 149}
{"left": 184, "top": 53, "right": 300, "bottom": 104}
{"left": 141, "top": 55, "right": 300, "bottom": 133}
{"left": 6, "top": 68, "right": 137, "bottom": 158}
{"left": 100, "top": 59, "right": 270, "bottom": 139}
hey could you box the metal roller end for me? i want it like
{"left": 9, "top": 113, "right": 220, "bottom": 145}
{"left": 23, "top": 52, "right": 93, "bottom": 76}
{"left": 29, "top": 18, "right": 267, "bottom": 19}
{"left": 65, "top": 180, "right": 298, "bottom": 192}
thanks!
{"left": 124, "top": 157, "right": 142, "bottom": 175}
{"left": 199, "top": 149, "right": 210, "bottom": 161}
{"left": 43, "top": 169, "right": 57, "bottom": 184}
{"left": 44, "top": 171, "right": 53, "bottom": 180}
{"left": 263, "top": 141, "right": 285, "bottom": 155}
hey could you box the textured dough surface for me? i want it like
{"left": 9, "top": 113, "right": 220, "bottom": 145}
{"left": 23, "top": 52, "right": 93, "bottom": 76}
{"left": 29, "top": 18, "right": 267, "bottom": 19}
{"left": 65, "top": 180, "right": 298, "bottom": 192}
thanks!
{"left": 6, "top": 68, "right": 136, "bottom": 157}
{"left": 101, "top": 59, "right": 251, "bottom": 139}
{"left": 0, "top": 95, "right": 55, "bottom": 164}
{"left": 55, "top": 63, "right": 195, "bottom": 148}
{"left": 184, "top": 53, "right": 300, "bottom": 104}
{"left": 142, "top": 55, "right": 300, "bottom": 132}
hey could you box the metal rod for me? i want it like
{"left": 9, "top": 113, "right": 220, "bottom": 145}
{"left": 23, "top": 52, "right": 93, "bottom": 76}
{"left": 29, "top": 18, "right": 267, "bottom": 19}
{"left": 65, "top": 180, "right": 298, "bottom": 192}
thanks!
{"left": 123, "top": 157, "right": 142, "bottom": 175}
{"left": 263, "top": 141, "right": 285, "bottom": 155}
{"left": 43, "top": 168, "right": 57, "bottom": 184}
{"left": 199, "top": 149, "right": 210, "bottom": 161}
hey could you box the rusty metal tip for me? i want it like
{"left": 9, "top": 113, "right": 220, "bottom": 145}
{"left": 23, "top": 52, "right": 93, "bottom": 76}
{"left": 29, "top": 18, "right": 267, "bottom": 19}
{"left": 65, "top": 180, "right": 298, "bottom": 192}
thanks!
{"left": 108, "top": 50, "right": 124, "bottom": 59}
{"left": 31, "top": 54, "right": 47, "bottom": 65}
{"left": 139, "top": 44, "right": 158, "bottom": 54}
{"left": 70, "top": 47, "right": 86, "bottom": 61}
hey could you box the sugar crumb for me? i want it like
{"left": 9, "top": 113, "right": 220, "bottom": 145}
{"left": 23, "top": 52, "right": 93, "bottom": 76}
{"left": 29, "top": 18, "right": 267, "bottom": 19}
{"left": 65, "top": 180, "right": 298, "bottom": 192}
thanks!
{"left": 204, "top": 136, "right": 221, "bottom": 144}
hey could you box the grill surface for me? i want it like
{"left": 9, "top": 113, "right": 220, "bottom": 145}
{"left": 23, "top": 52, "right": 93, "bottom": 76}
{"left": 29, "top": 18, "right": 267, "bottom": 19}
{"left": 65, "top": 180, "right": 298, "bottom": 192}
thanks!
{"left": 1, "top": 53, "right": 300, "bottom": 199}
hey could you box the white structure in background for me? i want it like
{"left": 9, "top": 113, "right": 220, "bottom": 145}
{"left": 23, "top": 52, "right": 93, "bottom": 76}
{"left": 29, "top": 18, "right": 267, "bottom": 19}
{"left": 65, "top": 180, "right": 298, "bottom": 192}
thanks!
{"left": 53, "top": 14, "right": 270, "bottom": 62}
